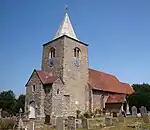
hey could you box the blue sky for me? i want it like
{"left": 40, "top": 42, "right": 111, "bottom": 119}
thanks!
{"left": 1, "top": 0, "right": 150, "bottom": 96}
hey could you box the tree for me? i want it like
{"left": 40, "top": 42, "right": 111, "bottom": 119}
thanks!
{"left": 0, "top": 90, "right": 16, "bottom": 115}
{"left": 13, "top": 95, "right": 25, "bottom": 114}
{"left": 128, "top": 83, "right": 150, "bottom": 112}
{"left": 0, "top": 90, "right": 25, "bottom": 116}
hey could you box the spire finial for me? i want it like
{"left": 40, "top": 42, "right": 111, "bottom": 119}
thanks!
{"left": 65, "top": 5, "right": 68, "bottom": 14}
{"left": 53, "top": 5, "right": 78, "bottom": 40}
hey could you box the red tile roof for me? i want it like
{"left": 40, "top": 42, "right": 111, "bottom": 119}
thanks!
{"left": 106, "top": 94, "right": 125, "bottom": 103}
{"left": 121, "top": 82, "right": 135, "bottom": 94}
{"left": 89, "top": 68, "right": 125, "bottom": 93}
{"left": 36, "top": 70, "right": 57, "bottom": 84}
{"left": 89, "top": 68, "right": 134, "bottom": 94}
{"left": 32, "top": 68, "right": 134, "bottom": 96}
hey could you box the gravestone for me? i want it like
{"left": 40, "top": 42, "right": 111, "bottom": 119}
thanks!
{"left": 118, "top": 114, "right": 124, "bottom": 123}
{"left": 139, "top": 106, "right": 147, "bottom": 117}
{"left": 56, "top": 117, "right": 64, "bottom": 130}
{"left": 131, "top": 106, "right": 137, "bottom": 117}
{"left": 67, "top": 116, "right": 76, "bottom": 130}
{"left": 82, "top": 117, "right": 88, "bottom": 129}
{"left": 126, "top": 103, "right": 131, "bottom": 115}
{"left": 0, "top": 108, "right": 2, "bottom": 118}
{"left": 19, "top": 108, "right": 23, "bottom": 113}
{"left": 18, "top": 108, "right": 25, "bottom": 130}
{"left": 76, "top": 119, "right": 82, "bottom": 128}
{"left": 105, "top": 117, "right": 113, "bottom": 126}
{"left": 142, "top": 114, "right": 149, "bottom": 123}
{"left": 18, "top": 118, "right": 25, "bottom": 130}
{"left": 51, "top": 115, "right": 56, "bottom": 126}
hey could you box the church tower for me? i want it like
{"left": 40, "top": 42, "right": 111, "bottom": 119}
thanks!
{"left": 41, "top": 8, "right": 89, "bottom": 113}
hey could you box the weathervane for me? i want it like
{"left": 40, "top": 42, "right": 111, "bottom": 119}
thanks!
{"left": 65, "top": 5, "right": 68, "bottom": 14}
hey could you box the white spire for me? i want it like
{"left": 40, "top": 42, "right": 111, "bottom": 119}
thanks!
{"left": 54, "top": 7, "right": 78, "bottom": 40}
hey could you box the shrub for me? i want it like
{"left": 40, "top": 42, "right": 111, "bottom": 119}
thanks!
{"left": 94, "top": 109, "right": 102, "bottom": 115}
{"left": 83, "top": 111, "right": 94, "bottom": 118}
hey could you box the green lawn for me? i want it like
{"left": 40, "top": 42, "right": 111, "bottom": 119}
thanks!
{"left": 101, "top": 117, "right": 150, "bottom": 130}
{"left": 39, "top": 117, "right": 150, "bottom": 130}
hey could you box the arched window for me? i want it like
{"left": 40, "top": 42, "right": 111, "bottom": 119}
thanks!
{"left": 74, "top": 47, "right": 81, "bottom": 59}
{"left": 49, "top": 47, "right": 55, "bottom": 59}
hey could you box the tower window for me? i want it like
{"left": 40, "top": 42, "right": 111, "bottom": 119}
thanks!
{"left": 49, "top": 47, "right": 55, "bottom": 59}
{"left": 74, "top": 47, "right": 81, "bottom": 58}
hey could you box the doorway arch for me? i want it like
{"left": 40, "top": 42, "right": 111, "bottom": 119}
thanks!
{"left": 29, "top": 101, "right": 35, "bottom": 119}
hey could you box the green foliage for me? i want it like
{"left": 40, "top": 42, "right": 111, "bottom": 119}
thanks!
{"left": 128, "top": 83, "right": 150, "bottom": 112}
{"left": 132, "top": 83, "right": 150, "bottom": 93}
{"left": 0, "top": 90, "right": 25, "bottom": 116}
{"left": 94, "top": 109, "right": 101, "bottom": 114}
{"left": 83, "top": 111, "right": 94, "bottom": 118}
{"left": 12, "top": 95, "right": 25, "bottom": 114}
{"left": 0, "top": 90, "right": 16, "bottom": 115}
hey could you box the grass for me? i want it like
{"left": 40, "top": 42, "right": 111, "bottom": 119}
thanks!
{"left": 15, "top": 116, "right": 150, "bottom": 130}
{"left": 41, "top": 117, "right": 150, "bottom": 130}
{"left": 100, "top": 117, "right": 150, "bottom": 130}
{"left": 0, "top": 118, "right": 17, "bottom": 130}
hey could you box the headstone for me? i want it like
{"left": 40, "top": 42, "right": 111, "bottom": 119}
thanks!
{"left": 19, "top": 108, "right": 23, "bottom": 119}
{"left": 142, "top": 114, "right": 149, "bottom": 123}
{"left": 131, "top": 106, "right": 137, "bottom": 117}
{"left": 82, "top": 117, "right": 88, "bottom": 129}
{"left": 118, "top": 114, "right": 124, "bottom": 123}
{"left": 105, "top": 117, "right": 113, "bottom": 126}
{"left": 0, "top": 108, "right": 2, "bottom": 118}
{"left": 19, "top": 108, "right": 23, "bottom": 113}
{"left": 126, "top": 103, "right": 131, "bottom": 115}
{"left": 139, "top": 106, "right": 147, "bottom": 117}
{"left": 51, "top": 115, "right": 56, "bottom": 126}
{"left": 67, "top": 116, "right": 76, "bottom": 130}
{"left": 56, "top": 116, "right": 64, "bottom": 130}
{"left": 18, "top": 118, "right": 25, "bottom": 130}
{"left": 76, "top": 119, "right": 82, "bottom": 128}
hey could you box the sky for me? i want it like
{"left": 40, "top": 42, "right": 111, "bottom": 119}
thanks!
{"left": 0, "top": 0, "right": 150, "bottom": 96}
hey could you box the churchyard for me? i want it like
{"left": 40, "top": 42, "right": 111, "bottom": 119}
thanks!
{"left": 1, "top": 106, "right": 150, "bottom": 130}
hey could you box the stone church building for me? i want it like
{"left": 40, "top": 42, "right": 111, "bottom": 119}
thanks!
{"left": 25, "top": 9, "right": 134, "bottom": 121}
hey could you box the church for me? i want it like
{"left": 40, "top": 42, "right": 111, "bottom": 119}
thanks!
{"left": 25, "top": 9, "right": 134, "bottom": 121}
